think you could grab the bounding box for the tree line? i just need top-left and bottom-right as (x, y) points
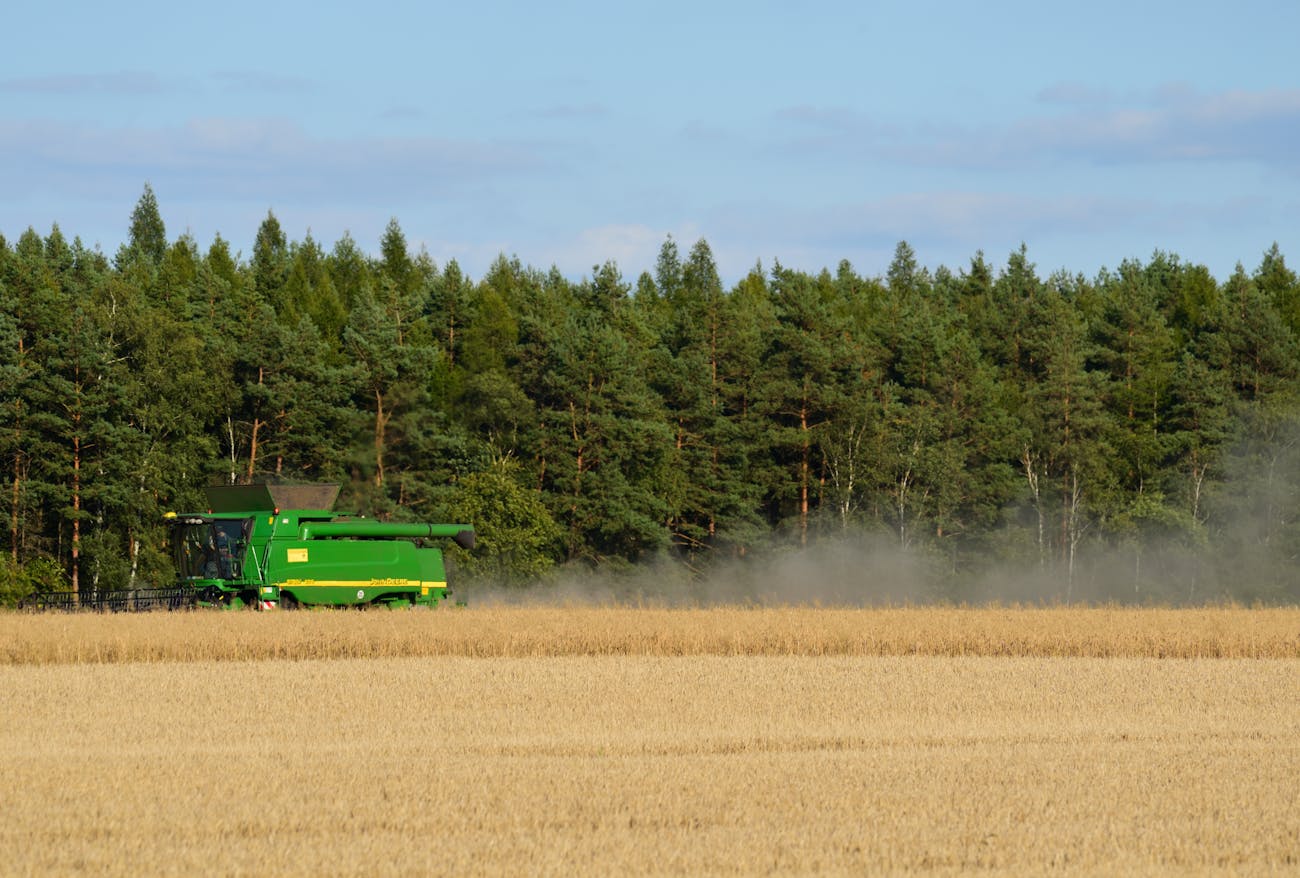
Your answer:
(3, 185), (1300, 604)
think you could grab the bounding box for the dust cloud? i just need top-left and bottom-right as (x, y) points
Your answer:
(459, 526), (1300, 608)
(460, 428), (1300, 607)
(462, 535), (934, 608)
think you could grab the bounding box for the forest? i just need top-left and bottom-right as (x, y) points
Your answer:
(3, 185), (1300, 605)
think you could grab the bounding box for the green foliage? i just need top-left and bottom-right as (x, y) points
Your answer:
(536, 263), (671, 562)
(252, 211), (289, 312)
(284, 234), (346, 343)
(123, 183), (167, 266)
(0, 555), (63, 606)
(446, 459), (562, 585)
(1256, 243), (1300, 337)
(6, 194), (1300, 601)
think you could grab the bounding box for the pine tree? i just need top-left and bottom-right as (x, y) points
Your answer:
(282, 233), (346, 344)
(376, 218), (431, 346)
(756, 265), (846, 545)
(3, 229), (65, 568)
(1255, 243), (1300, 336)
(652, 239), (749, 563)
(536, 262), (670, 562)
(427, 259), (473, 369)
(715, 263), (776, 552)
(260, 316), (360, 481)
(815, 261), (889, 535)
(25, 233), (129, 598)
(122, 183), (167, 266)
(638, 235), (681, 339)
(455, 282), (532, 455)
(886, 240), (929, 298)
(1091, 259), (1177, 499)
(327, 232), (372, 313)
(0, 275), (22, 564)
(342, 283), (441, 516)
(1021, 272), (1109, 596)
(252, 211), (289, 314)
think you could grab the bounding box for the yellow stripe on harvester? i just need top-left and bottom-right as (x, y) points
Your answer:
(279, 580), (447, 591)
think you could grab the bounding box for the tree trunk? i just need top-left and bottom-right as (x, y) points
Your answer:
(799, 404), (809, 547)
(247, 418), (262, 483)
(896, 466), (912, 550)
(226, 416), (238, 485)
(129, 535), (140, 590)
(71, 432), (81, 601)
(11, 338), (21, 563)
(1021, 447), (1045, 569)
(568, 399), (586, 559)
(10, 448), (19, 565)
(1188, 454), (1208, 602)
(246, 367), (264, 483)
(1064, 468), (1084, 601)
(709, 442), (718, 541)
(447, 311), (455, 367)
(374, 389), (388, 487)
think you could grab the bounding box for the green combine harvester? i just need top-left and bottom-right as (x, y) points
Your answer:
(165, 483), (474, 609)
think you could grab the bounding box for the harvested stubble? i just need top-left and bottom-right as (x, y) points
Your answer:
(1, 653), (1297, 875)
(1, 605), (1298, 664)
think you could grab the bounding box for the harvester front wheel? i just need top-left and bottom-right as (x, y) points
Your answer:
(279, 592), (299, 610)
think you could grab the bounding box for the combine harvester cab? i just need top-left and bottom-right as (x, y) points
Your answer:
(167, 484), (474, 609)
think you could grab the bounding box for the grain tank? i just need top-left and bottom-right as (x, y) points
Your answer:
(166, 484), (474, 609)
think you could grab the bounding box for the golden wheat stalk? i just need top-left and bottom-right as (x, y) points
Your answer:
(3, 606), (1297, 664)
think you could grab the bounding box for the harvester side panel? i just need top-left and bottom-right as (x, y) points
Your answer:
(268, 539), (448, 606)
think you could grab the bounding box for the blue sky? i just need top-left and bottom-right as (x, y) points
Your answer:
(3, 0), (1298, 284)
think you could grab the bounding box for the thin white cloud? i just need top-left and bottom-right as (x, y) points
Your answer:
(701, 190), (1274, 269)
(833, 192), (1153, 242)
(1036, 82), (1116, 107)
(0, 116), (553, 204)
(211, 70), (315, 94)
(0, 71), (167, 95)
(773, 105), (904, 139)
(534, 103), (609, 120)
(1012, 87), (1300, 164)
(680, 118), (732, 144)
(380, 105), (427, 120)
(571, 224), (663, 273)
(775, 86), (1300, 170)
(546, 222), (704, 279)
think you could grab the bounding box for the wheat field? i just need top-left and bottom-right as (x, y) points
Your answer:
(3, 605), (1299, 663)
(1, 607), (1298, 875)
